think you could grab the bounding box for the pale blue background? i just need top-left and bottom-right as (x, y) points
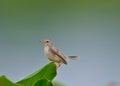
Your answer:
(0, 0), (120, 86)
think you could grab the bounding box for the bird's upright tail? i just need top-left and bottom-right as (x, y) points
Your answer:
(67, 56), (80, 60)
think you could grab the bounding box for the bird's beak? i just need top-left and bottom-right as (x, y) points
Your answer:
(40, 40), (45, 44)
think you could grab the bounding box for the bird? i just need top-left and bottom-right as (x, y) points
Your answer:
(40, 39), (79, 67)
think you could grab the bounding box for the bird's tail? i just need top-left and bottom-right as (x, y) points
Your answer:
(67, 56), (80, 60)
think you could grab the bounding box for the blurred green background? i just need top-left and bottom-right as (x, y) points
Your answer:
(0, 0), (120, 86)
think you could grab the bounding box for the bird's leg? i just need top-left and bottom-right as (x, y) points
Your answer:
(55, 62), (63, 68)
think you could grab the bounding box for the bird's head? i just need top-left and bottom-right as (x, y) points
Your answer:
(40, 39), (52, 46)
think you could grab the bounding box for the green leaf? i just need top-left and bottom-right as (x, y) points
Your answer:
(0, 75), (21, 86)
(53, 81), (65, 86)
(16, 62), (57, 86)
(34, 78), (53, 86)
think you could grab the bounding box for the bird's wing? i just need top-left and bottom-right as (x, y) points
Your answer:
(49, 46), (67, 64)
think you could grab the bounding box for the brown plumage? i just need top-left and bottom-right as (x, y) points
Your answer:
(40, 39), (79, 66)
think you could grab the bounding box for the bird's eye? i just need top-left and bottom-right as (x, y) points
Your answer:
(46, 40), (49, 43)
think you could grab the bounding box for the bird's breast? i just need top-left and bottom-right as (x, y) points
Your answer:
(44, 46), (50, 55)
(44, 46), (56, 61)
